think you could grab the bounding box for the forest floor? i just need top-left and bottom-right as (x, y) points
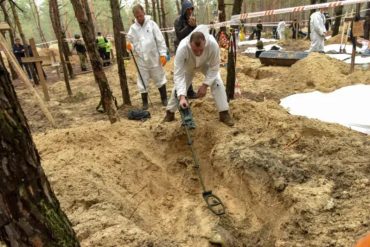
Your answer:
(8, 37), (370, 246)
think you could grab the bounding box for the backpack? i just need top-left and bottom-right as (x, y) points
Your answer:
(127, 109), (151, 120)
(74, 40), (86, 53)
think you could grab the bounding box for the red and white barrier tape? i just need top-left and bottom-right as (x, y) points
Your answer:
(232, 0), (370, 21)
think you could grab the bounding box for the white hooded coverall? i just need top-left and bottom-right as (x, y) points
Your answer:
(277, 21), (286, 40)
(309, 11), (327, 52)
(127, 16), (167, 93)
(166, 25), (229, 113)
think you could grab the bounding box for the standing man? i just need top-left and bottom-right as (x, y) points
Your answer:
(174, 0), (198, 99)
(12, 37), (32, 80)
(163, 25), (234, 127)
(96, 32), (108, 65)
(309, 7), (327, 52)
(71, 34), (88, 71)
(277, 19), (286, 40)
(127, 4), (168, 110)
(256, 19), (263, 41)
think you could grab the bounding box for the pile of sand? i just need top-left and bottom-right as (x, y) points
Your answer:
(11, 45), (370, 247)
(288, 52), (351, 92)
(278, 39), (311, 51)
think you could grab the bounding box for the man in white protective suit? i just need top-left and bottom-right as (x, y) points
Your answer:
(162, 25), (234, 127)
(309, 7), (328, 52)
(277, 19), (286, 40)
(127, 4), (168, 110)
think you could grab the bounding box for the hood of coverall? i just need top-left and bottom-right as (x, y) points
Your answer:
(181, 0), (194, 19)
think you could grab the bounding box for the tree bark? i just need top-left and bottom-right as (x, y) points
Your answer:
(160, 0), (170, 49)
(232, 0), (243, 15)
(365, 2), (370, 39)
(144, 0), (150, 14)
(70, 0), (119, 124)
(49, 0), (73, 96)
(0, 1), (18, 80)
(151, 0), (157, 23)
(10, 1), (39, 85)
(29, 0), (48, 47)
(109, 0), (131, 106)
(0, 64), (80, 246)
(332, 4), (343, 36)
(218, 0), (226, 32)
(176, 0), (181, 15)
(156, 0), (162, 28)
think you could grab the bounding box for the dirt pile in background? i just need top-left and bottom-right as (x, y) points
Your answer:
(10, 42), (370, 247)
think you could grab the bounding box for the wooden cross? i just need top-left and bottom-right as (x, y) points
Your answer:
(20, 38), (50, 101)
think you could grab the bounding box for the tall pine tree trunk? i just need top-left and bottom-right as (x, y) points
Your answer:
(70, 0), (119, 124)
(218, 0), (226, 32)
(0, 64), (79, 246)
(160, 0), (170, 48)
(0, 1), (18, 80)
(145, 0), (150, 14)
(49, 0), (73, 96)
(151, 0), (157, 23)
(332, 4), (343, 36)
(364, 2), (370, 39)
(10, 1), (39, 85)
(109, 0), (131, 106)
(156, 0), (162, 28)
(231, 0), (243, 28)
(29, 0), (48, 47)
(176, 0), (181, 15)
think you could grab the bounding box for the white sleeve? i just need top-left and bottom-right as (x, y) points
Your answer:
(203, 40), (220, 86)
(174, 47), (188, 97)
(127, 26), (136, 51)
(152, 21), (167, 56)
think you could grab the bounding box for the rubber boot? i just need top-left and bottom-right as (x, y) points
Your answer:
(219, 111), (234, 126)
(162, 110), (175, 122)
(187, 84), (198, 99)
(141, 93), (149, 110)
(158, 85), (168, 106)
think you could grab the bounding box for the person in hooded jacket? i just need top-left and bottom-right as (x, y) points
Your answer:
(163, 25), (234, 127)
(174, 0), (198, 99)
(126, 4), (168, 110)
(309, 7), (327, 52)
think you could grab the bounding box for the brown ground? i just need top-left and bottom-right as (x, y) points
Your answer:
(7, 44), (370, 247)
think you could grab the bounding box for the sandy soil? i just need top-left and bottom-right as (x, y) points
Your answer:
(9, 43), (370, 247)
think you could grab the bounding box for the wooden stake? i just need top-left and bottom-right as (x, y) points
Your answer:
(0, 34), (56, 127)
(29, 38), (50, 101)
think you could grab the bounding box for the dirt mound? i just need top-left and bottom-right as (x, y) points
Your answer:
(326, 34), (344, 45)
(288, 52), (351, 92)
(31, 97), (370, 247)
(278, 39), (310, 51)
(11, 44), (370, 247)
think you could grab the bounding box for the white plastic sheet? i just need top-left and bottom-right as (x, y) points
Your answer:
(238, 38), (277, 46)
(280, 84), (370, 134)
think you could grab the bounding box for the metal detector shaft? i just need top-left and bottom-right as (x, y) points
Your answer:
(129, 49), (147, 91)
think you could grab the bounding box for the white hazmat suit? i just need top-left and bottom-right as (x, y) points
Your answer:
(309, 11), (327, 52)
(127, 16), (167, 93)
(277, 21), (286, 40)
(166, 25), (229, 113)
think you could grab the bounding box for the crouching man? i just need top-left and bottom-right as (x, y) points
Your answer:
(163, 25), (234, 126)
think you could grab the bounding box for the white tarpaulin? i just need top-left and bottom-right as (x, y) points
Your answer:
(344, 56), (370, 65)
(326, 53), (352, 61)
(238, 38), (277, 47)
(323, 44), (361, 54)
(280, 84), (370, 134)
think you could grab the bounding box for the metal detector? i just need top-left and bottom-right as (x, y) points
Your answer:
(177, 95), (226, 216)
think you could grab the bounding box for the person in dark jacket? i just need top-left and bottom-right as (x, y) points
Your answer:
(256, 19), (263, 40)
(12, 37), (32, 79)
(174, 0), (197, 99)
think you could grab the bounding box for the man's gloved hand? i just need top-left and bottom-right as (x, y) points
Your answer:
(126, 42), (133, 51)
(188, 16), (196, 27)
(160, 56), (167, 66)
